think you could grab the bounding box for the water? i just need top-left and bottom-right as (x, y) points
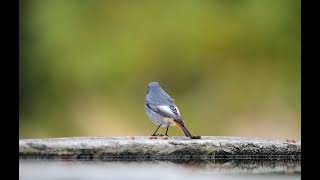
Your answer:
(19, 159), (300, 180)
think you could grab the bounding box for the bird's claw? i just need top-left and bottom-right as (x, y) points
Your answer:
(151, 134), (163, 136)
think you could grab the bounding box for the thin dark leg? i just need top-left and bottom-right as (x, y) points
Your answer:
(151, 124), (161, 136)
(165, 125), (169, 136)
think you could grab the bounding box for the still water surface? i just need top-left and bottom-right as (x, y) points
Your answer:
(19, 160), (300, 180)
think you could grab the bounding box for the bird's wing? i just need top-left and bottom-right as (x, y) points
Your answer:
(146, 102), (182, 120)
(145, 102), (158, 112)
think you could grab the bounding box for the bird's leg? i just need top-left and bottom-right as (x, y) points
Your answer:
(151, 124), (161, 136)
(165, 125), (169, 136)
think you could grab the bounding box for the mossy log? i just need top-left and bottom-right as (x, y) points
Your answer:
(19, 136), (300, 160)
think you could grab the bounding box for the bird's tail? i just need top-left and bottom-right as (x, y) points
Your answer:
(174, 119), (192, 137)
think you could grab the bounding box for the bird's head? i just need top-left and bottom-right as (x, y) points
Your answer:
(148, 82), (160, 88)
(147, 81), (161, 91)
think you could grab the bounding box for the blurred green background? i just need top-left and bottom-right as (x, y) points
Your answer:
(19, 0), (300, 139)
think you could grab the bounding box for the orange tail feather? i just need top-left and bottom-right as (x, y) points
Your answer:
(174, 120), (192, 137)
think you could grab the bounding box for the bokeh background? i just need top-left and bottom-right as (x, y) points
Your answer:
(19, 0), (300, 139)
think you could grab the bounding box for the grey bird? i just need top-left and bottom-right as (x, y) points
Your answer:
(145, 82), (193, 137)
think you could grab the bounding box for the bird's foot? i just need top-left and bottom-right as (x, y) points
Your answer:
(150, 134), (165, 139)
(151, 134), (163, 136)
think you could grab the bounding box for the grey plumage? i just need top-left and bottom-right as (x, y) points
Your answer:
(145, 82), (192, 137)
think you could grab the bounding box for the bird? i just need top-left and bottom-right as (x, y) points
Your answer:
(145, 81), (193, 137)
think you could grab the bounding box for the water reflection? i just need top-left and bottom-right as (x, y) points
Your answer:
(19, 159), (300, 180)
(172, 160), (300, 174)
